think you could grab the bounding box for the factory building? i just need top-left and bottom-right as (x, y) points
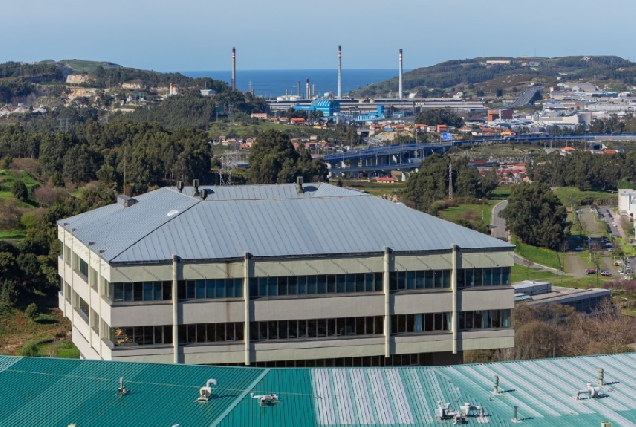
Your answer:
(57, 182), (515, 366)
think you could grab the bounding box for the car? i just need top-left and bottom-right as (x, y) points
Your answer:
(585, 268), (596, 274)
(575, 246), (584, 251)
(615, 261), (622, 266)
(601, 271), (612, 276)
(608, 248), (615, 252)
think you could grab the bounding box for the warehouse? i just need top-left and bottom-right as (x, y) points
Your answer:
(57, 180), (515, 366)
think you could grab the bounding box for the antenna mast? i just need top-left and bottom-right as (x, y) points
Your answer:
(448, 161), (453, 201)
(123, 148), (127, 200)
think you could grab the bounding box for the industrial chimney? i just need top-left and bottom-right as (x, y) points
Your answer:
(398, 49), (403, 99)
(306, 78), (310, 99)
(338, 45), (342, 99)
(297, 80), (301, 97)
(231, 48), (236, 90)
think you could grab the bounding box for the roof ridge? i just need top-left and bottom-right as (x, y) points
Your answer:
(108, 199), (201, 262)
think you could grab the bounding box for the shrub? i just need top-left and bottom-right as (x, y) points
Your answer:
(18, 341), (39, 357)
(25, 303), (38, 320)
(1, 156), (12, 170)
(0, 280), (18, 307)
(12, 179), (28, 202)
(50, 171), (65, 187)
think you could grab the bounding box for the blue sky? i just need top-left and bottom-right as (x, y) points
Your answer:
(2, 0), (634, 71)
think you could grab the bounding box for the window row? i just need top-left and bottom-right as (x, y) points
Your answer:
(111, 279), (244, 302)
(390, 313), (451, 334)
(249, 274), (383, 298)
(248, 353), (429, 368)
(458, 268), (511, 288)
(249, 316), (384, 341)
(111, 323), (244, 347)
(458, 310), (511, 330)
(389, 270), (451, 291)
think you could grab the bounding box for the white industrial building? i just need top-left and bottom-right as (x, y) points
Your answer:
(618, 189), (636, 219)
(57, 181), (514, 367)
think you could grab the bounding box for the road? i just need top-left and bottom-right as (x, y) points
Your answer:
(490, 200), (508, 240)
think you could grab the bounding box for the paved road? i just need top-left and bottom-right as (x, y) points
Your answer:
(490, 200), (508, 240)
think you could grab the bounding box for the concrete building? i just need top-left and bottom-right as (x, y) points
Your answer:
(57, 182), (514, 366)
(513, 280), (610, 313)
(618, 189), (636, 219)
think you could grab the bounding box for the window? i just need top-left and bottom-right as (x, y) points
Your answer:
(196, 280), (206, 299)
(502, 267), (510, 285)
(442, 270), (451, 288)
(406, 272), (415, 290)
(143, 283), (153, 301)
(425, 271), (434, 288)
(434, 271), (443, 288)
(317, 275), (327, 294)
(186, 281), (196, 299)
(346, 275), (355, 293)
(492, 268), (501, 286)
(79, 258), (89, 278)
(458, 310), (511, 330)
(483, 269), (492, 286)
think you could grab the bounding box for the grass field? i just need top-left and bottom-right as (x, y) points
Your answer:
(0, 169), (40, 202)
(511, 264), (560, 283)
(553, 187), (617, 206)
(489, 186), (512, 200)
(512, 237), (562, 270)
(438, 200), (498, 227)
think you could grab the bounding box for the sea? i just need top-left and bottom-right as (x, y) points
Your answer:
(181, 69), (401, 98)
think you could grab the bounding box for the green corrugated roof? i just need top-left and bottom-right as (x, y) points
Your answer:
(0, 353), (634, 426)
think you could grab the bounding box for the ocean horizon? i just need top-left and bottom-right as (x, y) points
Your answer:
(181, 69), (405, 98)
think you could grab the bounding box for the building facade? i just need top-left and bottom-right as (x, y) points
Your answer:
(58, 183), (514, 366)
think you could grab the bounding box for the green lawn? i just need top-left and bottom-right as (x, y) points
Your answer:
(553, 187), (617, 206)
(511, 264), (560, 283)
(438, 200), (498, 226)
(489, 186), (512, 200)
(343, 180), (405, 197)
(512, 237), (562, 270)
(0, 230), (26, 240)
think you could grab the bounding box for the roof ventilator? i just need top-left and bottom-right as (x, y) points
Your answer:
(574, 382), (601, 400)
(117, 377), (129, 396)
(176, 181), (184, 193)
(434, 401), (462, 424)
(511, 405), (521, 423)
(197, 378), (217, 403)
(251, 392), (280, 407)
(296, 176), (304, 194)
(200, 189), (208, 200)
(117, 194), (137, 208)
(492, 374), (502, 395)
(598, 368), (604, 387)
(193, 179), (200, 197)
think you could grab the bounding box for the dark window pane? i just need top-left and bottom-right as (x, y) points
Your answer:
(197, 324), (206, 342)
(390, 272), (397, 291)
(196, 280), (206, 299)
(443, 270), (451, 288)
(474, 269), (482, 286)
(143, 326), (153, 345)
(390, 315), (398, 334)
(356, 317), (365, 335)
(502, 267), (510, 285)
(397, 272), (406, 290)
(398, 315), (407, 333)
(187, 325), (197, 343)
(425, 313), (434, 331)
(317, 276), (327, 294)
(406, 272), (415, 289)
(457, 270), (465, 288)
(154, 326), (163, 344)
(288, 320), (297, 338)
(434, 271), (443, 288)
(288, 276), (297, 295)
(443, 313), (451, 331)
(249, 278), (257, 298)
(307, 276), (316, 294)
(186, 281), (196, 299)
(335, 275), (345, 293)
(154, 282), (162, 301)
(346, 275), (355, 293)
(177, 281), (186, 300)
(406, 314), (414, 332)
(216, 323), (226, 341)
(235, 279), (243, 297)
(492, 268), (501, 286)
(483, 269), (492, 286)
(259, 278), (267, 296)
(279, 320), (288, 339)
(114, 283), (123, 302)
(327, 319), (336, 337)
(235, 323), (244, 341)
(346, 318), (356, 335)
(226, 323), (235, 341)
(308, 319), (317, 338)
(278, 276), (288, 296)
(225, 279), (234, 298)
(317, 319), (327, 337)
(298, 320), (307, 338)
(465, 270), (474, 287)
(268, 277), (278, 296)
(375, 316), (383, 335)
(365, 317), (374, 335)
(208, 324), (216, 342)
(415, 271), (425, 289)
(250, 323), (258, 341)
(143, 283), (153, 301)
(298, 276), (306, 294)
(459, 312), (466, 330)
(178, 325), (187, 343)
(365, 274), (374, 292)
(474, 311), (483, 329)
(336, 318), (346, 336)
(268, 321), (278, 339)
(124, 283), (133, 301)
(425, 271), (434, 288)
(215, 280), (224, 298)
(374, 273), (383, 291)
(465, 311), (474, 329)
(434, 313), (443, 331)
(164, 326), (172, 344)
(491, 310), (501, 328)
(328, 275), (337, 293)
(259, 322), (268, 340)
(356, 274), (365, 292)
(207, 279), (215, 298)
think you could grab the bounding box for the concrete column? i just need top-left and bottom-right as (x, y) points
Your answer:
(70, 229), (75, 325)
(61, 226), (66, 315)
(451, 244), (459, 355)
(172, 254), (179, 364)
(87, 244), (92, 348)
(383, 246), (391, 358)
(98, 252), (104, 360)
(243, 252), (251, 366)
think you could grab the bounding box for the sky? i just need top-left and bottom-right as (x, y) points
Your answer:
(2, 0), (635, 71)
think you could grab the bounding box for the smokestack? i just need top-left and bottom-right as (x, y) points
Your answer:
(398, 49), (403, 99)
(231, 48), (236, 90)
(338, 45), (342, 99)
(312, 84), (315, 98)
(169, 82), (173, 96)
(297, 80), (301, 97)
(306, 78), (310, 99)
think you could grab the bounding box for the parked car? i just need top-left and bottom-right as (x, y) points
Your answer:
(585, 268), (596, 274)
(601, 271), (612, 276)
(575, 246), (584, 251)
(615, 261), (622, 266)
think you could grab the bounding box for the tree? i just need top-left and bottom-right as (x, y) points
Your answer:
(496, 88), (504, 98)
(25, 302), (38, 320)
(499, 182), (569, 249)
(50, 171), (65, 187)
(248, 130), (326, 184)
(12, 179), (28, 202)
(414, 109), (464, 128)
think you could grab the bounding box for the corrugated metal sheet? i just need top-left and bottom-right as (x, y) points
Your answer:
(60, 184), (512, 264)
(1, 354), (635, 426)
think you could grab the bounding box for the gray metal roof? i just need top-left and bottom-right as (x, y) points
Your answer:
(60, 184), (513, 264)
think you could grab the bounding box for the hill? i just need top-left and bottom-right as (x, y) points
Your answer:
(350, 55), (636, 98)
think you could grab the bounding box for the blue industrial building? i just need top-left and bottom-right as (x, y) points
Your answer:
(293, 98), (340, 117)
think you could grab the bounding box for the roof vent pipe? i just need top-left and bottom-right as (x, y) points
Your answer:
(200, 189), (208, 200)
(598, 368), (604, 387)
(193, 179), (200, 196)
(176, 181), (184, 193)
(296, 176), (304, 193)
